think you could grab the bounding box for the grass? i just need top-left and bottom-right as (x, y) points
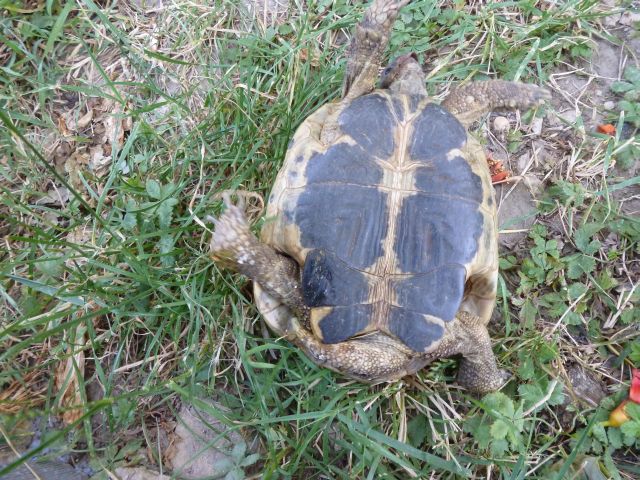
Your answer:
(1, 0), (639, 478)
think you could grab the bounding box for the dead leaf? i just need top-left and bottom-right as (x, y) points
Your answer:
(54, 322), (86, 425)
(65, 225), (94, 267)
(102, 102), (132, 148)
(55, 94), (132, 200)
(89, 145), (111, 176)
(491, 171), (511, 184)
(38, 186), (70, 207)
(0, 368), (47, 415)
(57, 115), (72, 137)
(76, 108), (94, 129)
(62, 108), (93, 133)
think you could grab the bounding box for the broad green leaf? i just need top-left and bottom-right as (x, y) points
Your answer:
(146, 179), (161, 199)
(591, 423), (607, 443)
(626, 402), (640, 419)
(608, 426), (623, 449)
(610, 81), (634, 93)
(241, 453), (260, 467)
(490, 419), (510, 440)
(566, 253), (596, 279)
(407, 415), (428, 448)
(574, 223), (603, 254)
(157, 197), (178, 230)
(567, 283), (588, 300)
(490, 437), (509, 456)
(231, 441), (247, 460)
(519, 298), (538, 329)
(623, 65), (640, 84)
(620, 420), (640, 438)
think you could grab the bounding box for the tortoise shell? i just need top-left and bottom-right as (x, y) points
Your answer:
(256, 89), (497, 354)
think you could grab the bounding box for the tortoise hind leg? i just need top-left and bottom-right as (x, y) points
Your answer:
(210, 194), (309, 328)
(442, 80), (551, 128)
(437, 311), (510, 393)
(343, 0), (411, 100)
(292, 324), (422, 383)
(461, 270), (498, 325)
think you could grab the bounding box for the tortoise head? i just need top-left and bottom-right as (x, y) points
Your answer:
(379, 52), (427, 96)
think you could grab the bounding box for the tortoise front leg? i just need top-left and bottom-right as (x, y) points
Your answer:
(441, 80), (550, 128)
(210, 194), (309, 325)
(343, 0), (412, 100)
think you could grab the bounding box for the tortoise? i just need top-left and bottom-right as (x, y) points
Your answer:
(210, 0), (550, 392)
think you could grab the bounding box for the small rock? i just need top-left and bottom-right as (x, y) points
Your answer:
(516, 152), (530, 173)
(497, 181), (537, 248)
(166, 400), (255, 480)
(0, 455), (88, 480)
(557, 108), (580, 125)
(603, 101), (615, 111)
(566, 364), (607, 408)
(493, 116), (510, 133)
(619, 11), (640, 26)
(38, 186), (70, 207)
(592, 40), (620, 82)
(522, 174), (544, 197)
(530, 117), (543, 136)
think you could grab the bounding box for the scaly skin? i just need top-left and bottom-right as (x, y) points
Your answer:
(441, 80), (551, 128)
(342, 0), (412, 99)
(210, 193), (309, 324)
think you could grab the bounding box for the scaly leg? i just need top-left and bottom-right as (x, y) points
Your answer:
(442, 80), (550, 128)
(435, 311), (510, 393)
(343, 0), (412, 100)
(210, 194), (309, 327)
(293, 323), (422, 383)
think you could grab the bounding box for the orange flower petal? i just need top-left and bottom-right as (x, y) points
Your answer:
(491, 171), (510, 183)
(630, 368), (640, 404)
(596, 124), (616, 135)
(608, 400), (630, 427)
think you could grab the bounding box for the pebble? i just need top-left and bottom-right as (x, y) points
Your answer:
(604, 101), (616, 110)
(493, 116), (510, 133)
(530, 117), (543, 136)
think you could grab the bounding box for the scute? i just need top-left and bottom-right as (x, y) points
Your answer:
(293, 183), (388, 271)
(409, 103), (466, 160)
(413, 155), (483, 202)
(338, 93), (396, 159)
(318, 304), (373, 344)
(387, 307), (444, 352)
(302, 249), (370, 307)
(305, 143), (383, 186)
(394, 194), (483, 274)
(393, 266), (466, 322)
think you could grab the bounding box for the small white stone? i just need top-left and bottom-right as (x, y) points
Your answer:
(531, 117), (543, 136)
(604, 101), (616, 110)
(493, 116), (510, 133)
